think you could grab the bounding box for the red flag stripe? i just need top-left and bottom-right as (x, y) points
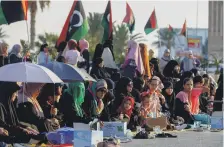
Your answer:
(181, 20), (186, 35)
(21, 0), (28, 20)
(56, 1), (78, 47)
(150, 9), (156, 28)
(168, 24), (173, 32)
(123, 2), (133, 23)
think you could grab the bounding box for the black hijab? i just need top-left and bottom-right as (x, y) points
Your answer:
(115, 77), (132, 95)
(92, 43), (103, 64)
(163, 60), (179, 78)
(0, 82), (20, 126)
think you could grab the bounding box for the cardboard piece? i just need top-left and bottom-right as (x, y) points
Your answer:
(145, 116), (168, 130)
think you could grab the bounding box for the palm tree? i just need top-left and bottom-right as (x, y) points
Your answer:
(85, 12), (104, 57)
(152, 28), (176, 50)
(113, 24), (129, 63)
(0, 28), (8, 39)
(130, 33), (148, 43)
(210, 54), (223, 74)
(28, 0), (50, 50)
(35, 32), (59, 60)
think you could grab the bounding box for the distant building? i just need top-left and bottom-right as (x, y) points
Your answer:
(208, 1), (223, 59)
(157, 28), (208, 58)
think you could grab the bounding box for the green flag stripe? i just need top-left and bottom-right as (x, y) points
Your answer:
(0, 6), (8, 25)
(70, 19), (89, 41)
(144, 28), (156, 34)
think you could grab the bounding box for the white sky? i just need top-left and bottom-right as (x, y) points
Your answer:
(1, 0), (208, 50)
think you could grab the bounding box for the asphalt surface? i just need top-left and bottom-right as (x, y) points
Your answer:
(121, 130), (223, 147)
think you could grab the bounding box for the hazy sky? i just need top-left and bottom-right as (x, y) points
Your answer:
(1, 0), (208, 50)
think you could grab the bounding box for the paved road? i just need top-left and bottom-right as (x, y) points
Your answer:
(122, 130), (223, 147)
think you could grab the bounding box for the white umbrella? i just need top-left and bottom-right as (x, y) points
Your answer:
(0, 62), (62, 83)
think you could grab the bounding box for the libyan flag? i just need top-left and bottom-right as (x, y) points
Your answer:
(123, 2), (135, 34)
(0, 0), (28, 25)
(180, 19), (187, 37)
(144, 8), (158, 35)
(101, 0), (113, 43)
(56, 0), (89, 47)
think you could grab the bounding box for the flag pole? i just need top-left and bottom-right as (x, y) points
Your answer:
(25, 20), (30, 44)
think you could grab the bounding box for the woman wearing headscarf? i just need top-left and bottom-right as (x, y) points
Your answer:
(112, 77), (133, 111)
(90, 57), (110, 80)
(150, 58), (164, 82)
(131, 76), (145, 103)
(38, 84), (64, 126)
(0, 42), (9, 67)
(37, 43), (51, 64)
(17, 83), (59, 132)
(100, 78), (115, 121)
(60, 82), (91, 126)
(0, 82), (44, 143)
(92, 43), (103, 64)
(174, 71), (194, 94)
(159, 49), (173, 72)
(161, 81), (175, 115)
(9, 44), (22, 64)
(139, 43), (151, 78)
(180, 50), (200, 72)
(163, 60), (180, 78)
(78, 39), (90, 72)
(122, 40), (144, 79)
(82, 80), (108, 120)
(101, 47), (118, 75)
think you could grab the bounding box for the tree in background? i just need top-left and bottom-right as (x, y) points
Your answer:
(28, 0), (50, 50)
(0, 28), (8, 40)
(35, 32), (58, 60)
(113, 24), (129, 63)
(85, 12), (104, 57)
(152, 28), (176, 50)
(210, 54), (223, 75)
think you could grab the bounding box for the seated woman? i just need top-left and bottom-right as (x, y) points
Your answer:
(161, 81), (175, 115)
(17, 83), (60, 133)
(90, 57), (110, 80)
(112, 96), (139, 131)
(100, 78), (115, 121)
(82, 80), (108, 121)
(59, 82), (92, 127)
(175, 78), (195, 124)
(38, 83), (64, 126)
(0, 82), (43, 143)
(112, 77), (133, 111)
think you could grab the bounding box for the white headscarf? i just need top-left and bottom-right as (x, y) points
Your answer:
(102, 47), (118, 69)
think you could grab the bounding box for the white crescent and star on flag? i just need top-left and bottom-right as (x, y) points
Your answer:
(69, 10), (83, 32)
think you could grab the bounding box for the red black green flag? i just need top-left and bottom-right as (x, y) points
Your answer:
(180, 20), (187, 37)
(123, 2), (135, 34)
(144, 8), (158, 35)
(56, 0), (89, 47)
(101, 0), (113, 43)
(168, 24), (173, 32)
(0, 0), (28, 25)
